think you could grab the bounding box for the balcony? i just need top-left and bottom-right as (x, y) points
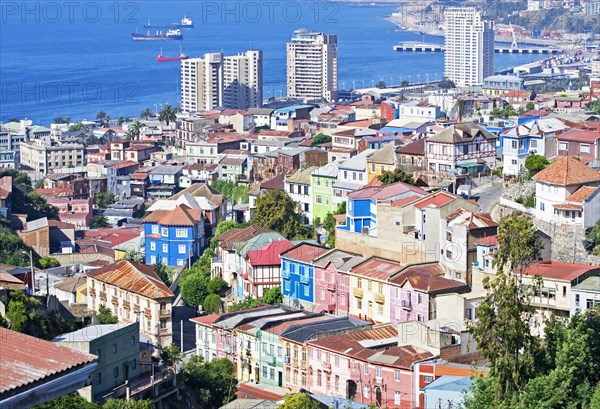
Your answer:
(300, 274), (310, 284)
(374, 293), (385, 304)
(300, 359), (307, 370)
(323, 362), (332, 373)
(401, 300), (412, 311)
(292, 357), (299, 367)
(111, 296), (118, 305)
(284, 355), (290, 365)
(281, 269), (290, 280)
(123, 300), (131, 310)
(269, 355), (277, 365)
(353, 288), (363, 298)
(133, 304), (140, 314)
(373, 376), (383, 385)
(89, 288), (96, 297)
(99, 291), (107, 301)
(144, 308), (152, 318)
(160, 309), (171, 318)
(327, 281), (336, 291)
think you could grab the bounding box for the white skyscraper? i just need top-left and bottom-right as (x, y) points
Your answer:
(181, 50), (262, 112)
(444, 8), (494, 87)
(286, 29), (338, 102)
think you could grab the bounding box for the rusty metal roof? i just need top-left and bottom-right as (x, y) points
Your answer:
(0, 327), (96, 395)
(87, 260), (174, 299)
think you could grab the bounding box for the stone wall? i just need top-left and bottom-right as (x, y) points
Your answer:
(494, 204), (600, 266)
(501, 179), (535, 201)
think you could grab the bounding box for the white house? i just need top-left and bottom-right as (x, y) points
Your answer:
(332, 149), (375, 208)
(285, 167), (317, 225)
(532, 156), (600, 228)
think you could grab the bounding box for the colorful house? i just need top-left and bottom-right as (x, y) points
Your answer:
(311, 161), (340, 224)
(366, 142), (397, 183)
(307, 323), (433, 408)
(142, 204), (204, 267)
(348, 257), (403, 323)
(313, 249), (365, 315)
(281, 242), (329, 311)
(243, 240), (294, 298)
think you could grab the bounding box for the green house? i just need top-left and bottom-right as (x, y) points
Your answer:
(311, 162), (340, 224)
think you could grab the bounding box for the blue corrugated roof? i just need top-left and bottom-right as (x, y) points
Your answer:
(274, 105), (314, 113)
(422, 375), (474, 392)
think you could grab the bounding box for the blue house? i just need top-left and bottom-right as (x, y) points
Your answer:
(142, 204), (204, 267)
(338, 182), (427, 235)
(280, 242), (329, 310)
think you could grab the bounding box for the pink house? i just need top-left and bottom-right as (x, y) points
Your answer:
(389, 263), (469, 323)
(307, 323), (433, 408)
(46, 197), (93, 229)
(244, 240), (293, 298)
(313, 249), (365, 315)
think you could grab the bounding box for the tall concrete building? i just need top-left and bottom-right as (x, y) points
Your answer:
(444, 8), (494, 87)
(286, 29), (338, 102)
(181, 50), (262, 112)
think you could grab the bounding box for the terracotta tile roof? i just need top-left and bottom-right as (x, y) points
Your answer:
(0, 327), (96, 395)
(260, 173), (285, 191)
(247, 240), (293, 266)
(533, 156), (600, 186)
(390, 263), (469, 294)
(142, 204), (202, 227)
(367, 345), (433, 369)
(34, 187), (72, 198)
(350, 257), (403, 281)
(446, 209), (496, 229)
(217, 225), (272, 251)
(48, 220), (76, 229)
(553, 203), (583, 210)
(566, 186), (598, 202)
(113, 160), (139, 169)
(308, 324), (398, 359)
(428, 123), (496, 144)
(280, 242), (329, 264)
(87, 260), (174, 299)
(523, 261), (600, 282)
(220, 157), (246, 166)
(125, 144), (155, 151)
(82, 227), (142, 247)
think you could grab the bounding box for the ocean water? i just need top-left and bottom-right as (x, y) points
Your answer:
(0, 1), (541, 124)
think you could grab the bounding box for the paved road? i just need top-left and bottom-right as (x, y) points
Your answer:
(171, 305), (198, 353)
(471, 180), (503, 214)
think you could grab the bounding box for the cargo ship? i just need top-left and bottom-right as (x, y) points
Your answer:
(132, 29), (183, 41)
(156, 47), (189, 62)
(144, 16), (193, 29)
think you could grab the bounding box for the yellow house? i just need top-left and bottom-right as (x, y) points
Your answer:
(75, 281), (87, 303)
(348, 257), (402, 324)
(235, 326), (261, 383)
(366, 142), (397, 183)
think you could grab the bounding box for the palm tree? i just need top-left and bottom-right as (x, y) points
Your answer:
(140, 108), (153, 119)
(158, 104), (177, 126)
(126, 121), (144, 140)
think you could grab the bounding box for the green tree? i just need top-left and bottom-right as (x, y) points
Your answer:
(262, 286), (283, 305)
(278, 393), (320, 409)
(68, 122), (86, 132)
(311, 133), (332, 146)
(214, 220), (239, 238)
(97, 304), (118, 324)
(252, 190), (311, 239)
(140, 108), (153, 119)
(38, 257), (59, 269)
(438, 77), (455, 89)
(155, 263), (174, 286)
(161, 344), (183, 366)
(158, 104), (177, 126)
(377, 168), (416, 186)
(53, 117), (71, 124)
(180, 356), (237, 408)
(34, 179), (45, 189)
(92, 216), (110, 228)
(525, 102), (535, 111)
(467, 212), (543, 402)
(524, 154), (549, 176)
(334, 201), (346, 215)
(126, 120), (144, 140)
(0, 170), (59, 220)
(212, 180), (249, 204)
(94, 191), (115, 209)
(6, 298), (28, 332)
(0, 227), (30, 267)
(203, 293), (222, 314)
(117, 116), (125, 126)
(207, 277), (227, 294)
(375, 80), (386, 89)
(180, 272), (210, 309)
(1, 168), (33, 193)
(323, 212), (337, 247)
(32, 392), (98, 409)
(102, 400), (152, 409)
(124, 249), (144, 262)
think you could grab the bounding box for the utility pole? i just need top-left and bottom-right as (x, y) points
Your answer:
(180, 319), (184, 354)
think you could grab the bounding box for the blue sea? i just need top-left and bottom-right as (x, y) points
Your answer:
(0, 1), (542, 125)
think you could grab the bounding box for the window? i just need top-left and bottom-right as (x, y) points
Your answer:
(317, 349), (322, 361)
(335, 374), (340, 391)
(317, 370), (322, 386)
(364, 385), (370, 398)
(151, 225), (158, 234)
(394, 370), (400, 381)
(540, 202), (545, 211)
(530, 139), (537, 148)
(177, 259), (184, 266)
(364, 363), (369, 374)
(286, 368), (291, 382)
(96, 372), (102, 384)
(176, 229), (187, 237)
(112, 343), (117, 353)
(394, 391), (400, 404)
(178, 244), (186, 254)
(113, 366), (119, 378)
(357, 279), (362, 289)
(581, 144), (590, 154)
(335, 355), (340, 366)
(130, 336), (135, 346)
(263, 366), (267, 378)
(418, 293), (422, 304)
(132, 359), (137, 370)
(376, 367), (382, 378)
(270, 368), (275, 380)
(357, 299), (362, 309)
(278, 347), (283, 357)
(371, 163), (375, 172)
(575, 294), (580, 307)
(303, 285), (309, 297)
(262, 342), (267, 352)
(316, 195), (322, 204)
(161, 227), (168, 236)
(270, 344), (274, 356)
(162, 244), (168, 252)
(511, 140), (518, 150)
(558, 142), (568, 151)
(96, 349), (101, 358)
(423, 375), (434, 383)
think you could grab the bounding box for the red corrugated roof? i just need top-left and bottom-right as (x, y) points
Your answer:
(348, 181), (427, 201)
(414, 192), (456, 209)
(351, 257), (403, 280)
(0, 327), (96, 395)
(475, 235), (497, 246)
(87, 260), (174, 299)
(523, 261), (600, 282)
(247, 240), (293, 266)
